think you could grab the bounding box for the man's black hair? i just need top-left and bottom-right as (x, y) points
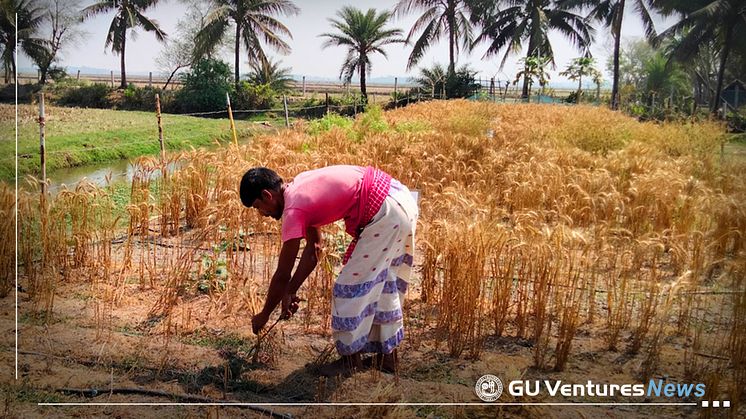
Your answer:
(239, 167), (283, 208)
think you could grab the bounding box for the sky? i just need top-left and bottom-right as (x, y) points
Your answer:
(19, 0), (676, 88)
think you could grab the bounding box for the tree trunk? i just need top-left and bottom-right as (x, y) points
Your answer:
(120, 32), (127, 89)
(577, 77), (582, 102)
(448, 2), (455, 73)
(447, 0), (455, 98)
(359, 58), (367, 102)
(521, 40), (536, 100)
(611, 0), (624, 110)
(521, 67), (531, 100)
(711, 22), (734, 115)
(235, 21), (241, 89)
(163, 65), (186, 90)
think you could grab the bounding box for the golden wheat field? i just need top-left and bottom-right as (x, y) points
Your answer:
(1, 101), (744, 418)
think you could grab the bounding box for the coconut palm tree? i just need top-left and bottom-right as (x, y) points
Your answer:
(393, 0), (477, 74)
(0, 0), (46, 83)
(81, 0), (167, 89)
(246, 57), (293, 92)
(642, 52), (688, 106)
(652, 0), (746, 114)
(194, 0), (299, 89)
(319, 6), (404, 101)
(412, 62), (448, 98)
(472, 0), (594, 99)
(560, 0), (658, 110)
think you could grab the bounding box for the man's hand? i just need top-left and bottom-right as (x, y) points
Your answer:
(280, 294), (301, 320)
(252, 310), (270, 335)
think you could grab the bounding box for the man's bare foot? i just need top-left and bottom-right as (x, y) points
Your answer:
(318, 353), (364, 377)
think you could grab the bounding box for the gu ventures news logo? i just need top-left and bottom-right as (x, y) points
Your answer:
(474, 375), (729, 408)
(475, 375), (503, 402)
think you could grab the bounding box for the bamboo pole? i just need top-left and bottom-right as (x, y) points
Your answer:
(38, 93), (46, 196)
(283, 95), (289, 127)
(155, 94), (165, 162)
(38, 92), (47, 271)
(226, 93), (238, 146)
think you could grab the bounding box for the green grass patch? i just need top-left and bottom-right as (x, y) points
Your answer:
(1, 382), (63, 404)
(181, 328), (254, 352)
(306, 112), (354, 136)
(0, 105), (259, 182)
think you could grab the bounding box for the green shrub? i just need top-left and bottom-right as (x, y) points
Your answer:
(232, 81), (276, 110)
(445, 66), (481, 99)
(393, 119), (430, 133)
(58, 83), (112, 108)
(117, 85), (174, 112)
(174, 58), (232, 113)
(727, 106), (746, 133)
(47, 66), (68, 82)
(354, 104), (389, 141)
(307, 112), (354, 136)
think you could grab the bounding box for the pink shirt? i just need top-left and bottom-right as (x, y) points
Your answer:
(281, 165), (365, 242)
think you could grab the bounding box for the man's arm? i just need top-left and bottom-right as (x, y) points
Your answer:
(252, 237), (301, 333)
(287, 227), (322, 296)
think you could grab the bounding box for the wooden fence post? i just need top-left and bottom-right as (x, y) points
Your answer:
(155, 94), (165, 162)
(302, 76), (306, 96)
(149, 72), (153, 88)
(394, 77), (398, 106)
(76, 70), (80, 81)
(325, 93), (330, 115)
(283, 94), (289, 127)
(38, 93), (46, 196)
(226, 93), (238, 146)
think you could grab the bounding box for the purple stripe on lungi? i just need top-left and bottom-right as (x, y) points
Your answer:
(336, 333), (369, 355)
(391, 254), (414, 267)
(332, 302), (377, 332)
(336, 328), (405, 355)
(361, 328), (404, 354)
(333, 269), (389, 299)
(373, 307), (402, 324)
(382, 277), (409, 294)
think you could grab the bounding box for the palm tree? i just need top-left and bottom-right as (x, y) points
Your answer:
(560, 56), (597, 100)
(0, 0), (46, 84)
(412, 62), (448, 98)
(194, 0), (299, 89)
(319, 6), (404, 101)
(513, 54), (551, 101)
(642, 52), (688, 107)
(246, 57), (293, 92)
(472, 0), (594, 99)
(393, 0), (477, 74)
(560, 0), (658, 110)
(653, 0), (746, 114)
(81, 0), (166, 89)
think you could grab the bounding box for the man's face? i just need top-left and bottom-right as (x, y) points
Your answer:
(252, 189), (282, 220)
